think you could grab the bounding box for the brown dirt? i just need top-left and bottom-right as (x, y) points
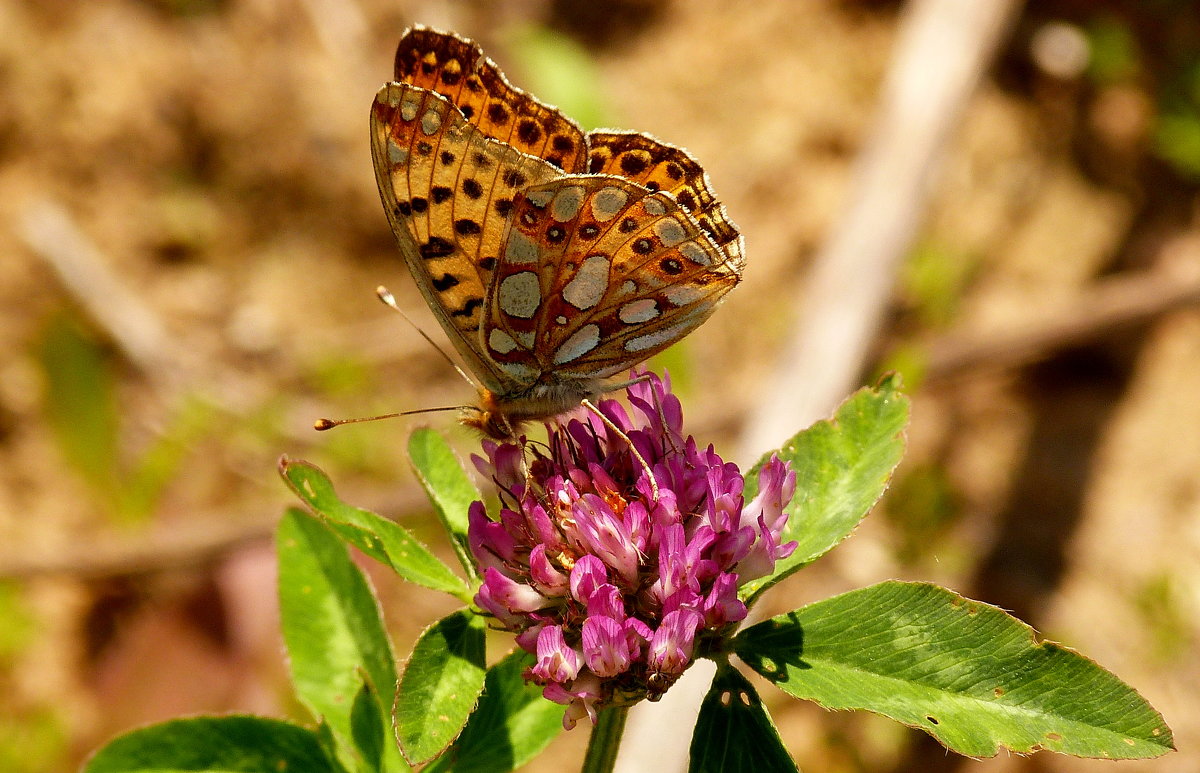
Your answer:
(1, 1), (1196, 771)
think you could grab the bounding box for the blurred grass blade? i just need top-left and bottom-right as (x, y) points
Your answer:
(119, 394), (215, 522)
(506, 25), (607, 131)
(38, 314), (121, 513)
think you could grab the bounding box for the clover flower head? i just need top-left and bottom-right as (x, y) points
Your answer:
(468, 371), (797, 729)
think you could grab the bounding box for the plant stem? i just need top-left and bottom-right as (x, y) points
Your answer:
(581, 705), (630, 773)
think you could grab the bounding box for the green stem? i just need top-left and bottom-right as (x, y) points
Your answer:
(581, 705), (630, 773)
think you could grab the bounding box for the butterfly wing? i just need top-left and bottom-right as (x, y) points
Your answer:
(392, 27), (589, 173)
(482, 176), (742, 383)
(586, 131), (744, 271)
(371, 82), (564, 393)
(373, 28), (746, 419)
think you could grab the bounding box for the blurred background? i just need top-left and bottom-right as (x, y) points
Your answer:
(2, 0), (1198, 770)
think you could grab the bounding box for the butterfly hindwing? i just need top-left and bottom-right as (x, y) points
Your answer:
(483, 177), (740, 382)
(586, 131), (744, 270)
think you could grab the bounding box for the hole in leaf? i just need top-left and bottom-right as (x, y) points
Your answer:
(719, 691), (732, 706)
(737, 691), (751, 707)
(926, 715), (939, 725)
(993, 687), (1005, 697)
(759, 656), (780, 677)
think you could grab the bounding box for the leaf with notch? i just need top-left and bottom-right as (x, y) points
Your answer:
(735, 581), (1174, 759)
(688, 664), (798, 773)
(425, 649), (563, 773)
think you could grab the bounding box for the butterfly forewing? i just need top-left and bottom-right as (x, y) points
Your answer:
(483, 177), (739, 381)
(371, 82), (562, 392)
(393, 27), (589, 172)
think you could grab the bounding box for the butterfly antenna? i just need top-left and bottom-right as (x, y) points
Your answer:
(314, 405), (466, 431)
(375, 286), (480, 390)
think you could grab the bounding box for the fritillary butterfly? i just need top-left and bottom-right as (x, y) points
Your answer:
(371, 27), (744, 439)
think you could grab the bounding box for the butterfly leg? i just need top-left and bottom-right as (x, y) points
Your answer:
(602, 372), (684, 457)
(580, 398), (660, 501)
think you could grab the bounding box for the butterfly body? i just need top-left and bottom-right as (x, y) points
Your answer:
(372, 27), (744, 439)
(466, 380), (608, 440)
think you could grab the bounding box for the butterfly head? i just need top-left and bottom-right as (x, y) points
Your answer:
(459, 389), (522, 441)
(460, 380), (607, 441)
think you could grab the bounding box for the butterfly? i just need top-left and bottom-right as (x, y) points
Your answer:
(370, 26), (744, 439)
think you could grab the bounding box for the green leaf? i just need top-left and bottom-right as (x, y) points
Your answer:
(406, 429), (480, 581)
(734, 581), (1175, 759)
(83, 715), (336, 772)
(280, 457), (471, 601)
(688, 665), (799, 773)
(395, 609), (487, 765)
(739, 375), (909, 604)
(350, 681), (385, 773)
(315, 722), (352, 773)
(425, 649), (563, 773)
(277, 510), (402, 769)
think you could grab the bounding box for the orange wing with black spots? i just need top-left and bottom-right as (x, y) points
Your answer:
(371, 27), (745, 436)
(393, 27), (590, 172)
(482, 177), (740, 382)
(586, 131), (744, 271)
(371, 82), (561, 394)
